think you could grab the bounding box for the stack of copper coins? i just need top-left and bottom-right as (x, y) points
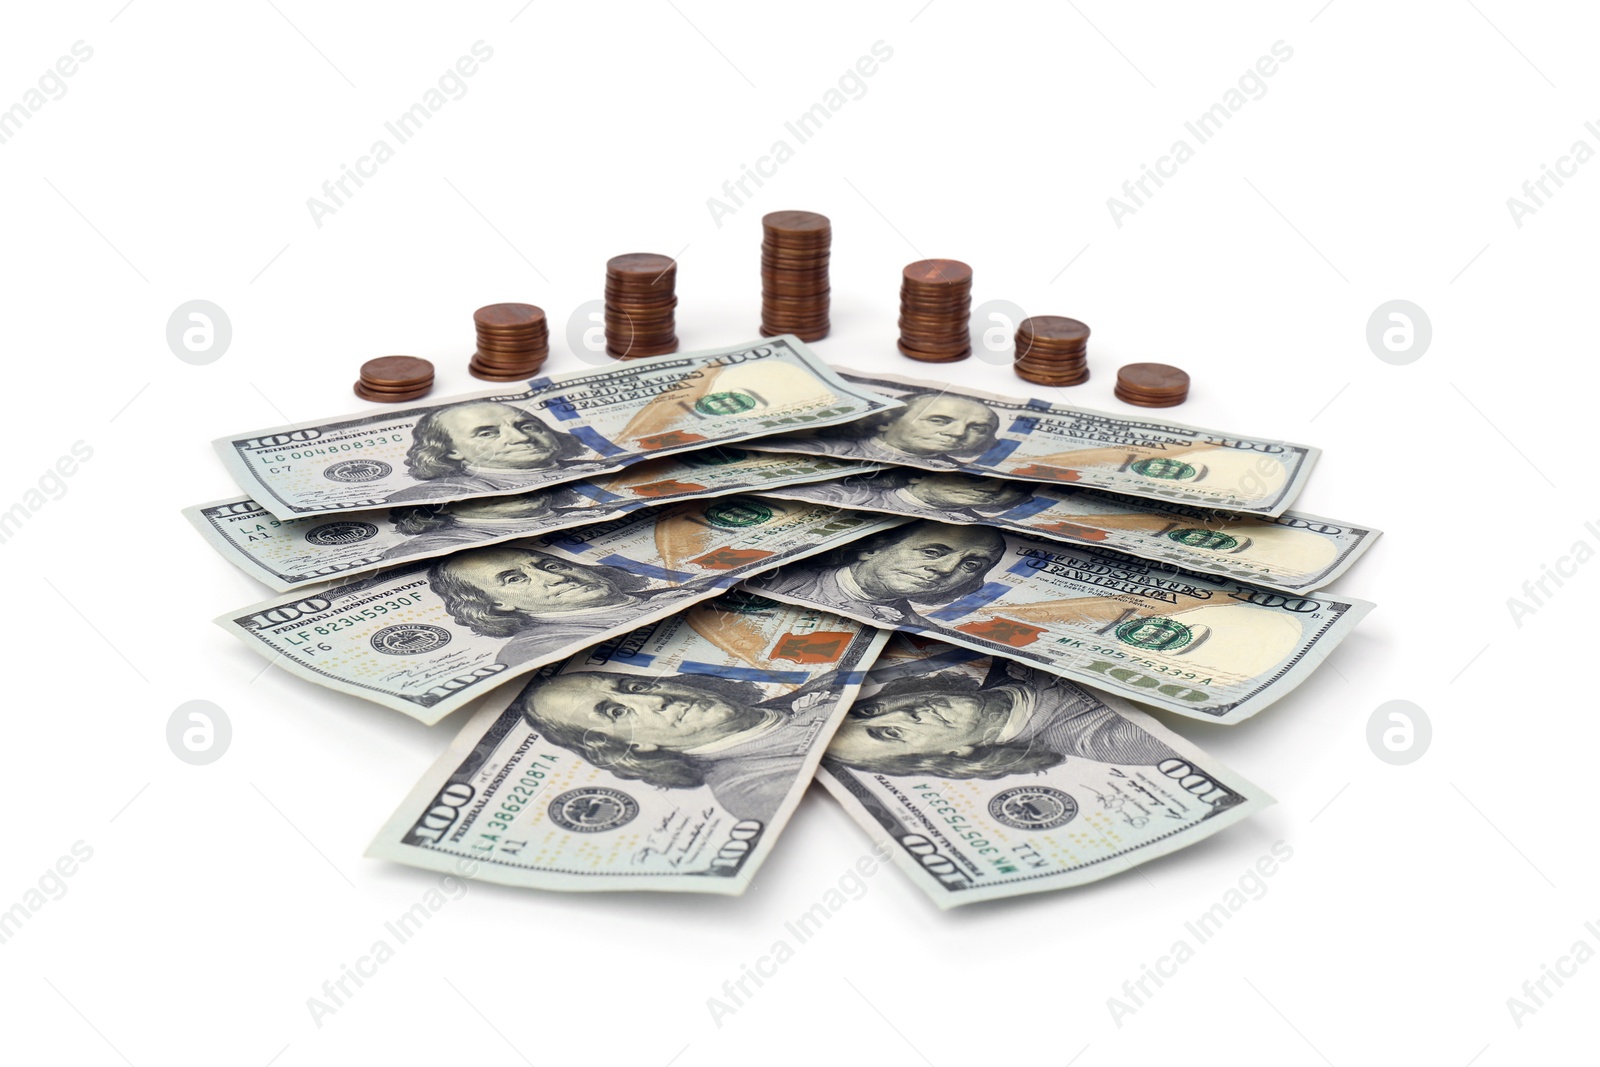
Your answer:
(355, 356), (434, 403)
(469, 303), (549, 382)
(605, 253), (679, 359)
(1014, 316), (1090, 386)
(1115, 363), (1190, 407)
(760, 210), (831, 341)
(898, 259), (973, 362)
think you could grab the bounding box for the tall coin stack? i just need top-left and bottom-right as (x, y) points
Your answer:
(1013, 316), (1090, 386)
(760, 210), (831, 342)
(898, 259), (973, 362)
(605, 253), (679, 359)
(469, 303), (549, 382)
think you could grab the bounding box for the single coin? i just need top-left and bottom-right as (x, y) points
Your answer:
(607, 252), (676, 275)
(472, 355), (544, 371)
(473, 303), (544, 330)
(606, 336), (679, 355)
(902, 259), (973, 286)
(354, 381), (431, 403)
(1017, 365), (1089, 386)
(897, 340), (971, 362)
(761, 324), (830, 342)
(1017, 315), (1090, 340)
(357, 377), (437, 394)
(472, 349), (548, 362)
(763, 293), (832, 308)
(900, 297), (971, 308)
(604, 295), (676, 306)
(763, 209), (831, 233)
(474, 327), (549, 341)
(467, 358), (538, 372)
(1114, 388), (1185, 408)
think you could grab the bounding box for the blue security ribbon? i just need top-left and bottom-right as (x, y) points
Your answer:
(597, 555), (694, 582)
(923, 580), (1012, 621)
(563, 482), (624, 504)
(566, 425), (626, 456)
(679, 661), (810, 683)
(974, 439), (1022, 467)
(995, 496), (1057, 519)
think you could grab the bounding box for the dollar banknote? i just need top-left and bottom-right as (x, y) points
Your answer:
(816, 634), (1271, 907)
(186, 449), (878, 591)
(216, 497), (907, 723)
(367, 594), (890, 895)
(763, 467), (1377, 594)
(213, 337), (900, 519)
(743, 518), (1372, 723)
(756, 369), (1318, 516)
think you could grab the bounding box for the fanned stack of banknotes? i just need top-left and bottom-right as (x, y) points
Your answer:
(189, 336), (1377, 908)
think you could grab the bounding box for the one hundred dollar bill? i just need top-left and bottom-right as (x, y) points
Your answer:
(757, 369), (1319, 516)
(186, 449), (878, 591)
(763, 467), (1377, 594)
(367, 594), (890, 895)
(215, 497), (907, 723)
(213, 337), (900, 519)
(743, 518), (1372, 723)
(816, 634), (1272, 907)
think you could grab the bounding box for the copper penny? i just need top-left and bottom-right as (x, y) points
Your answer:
(762, 209), (831, 234)
(1117, 363), (1190, 394)
(606, 252), (676, 275)
(902, 259), (972, 286)
(473, 303), (544, 330)
(354, 381), (431, 403)
(1018, 316), (1090, 341)
(358, 356), (435, 387)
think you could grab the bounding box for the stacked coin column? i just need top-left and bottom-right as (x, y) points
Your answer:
(898, 259), (973, 362)
(1013, 316), (1090, 387)
(469, 303), (549, 382)
(605, 253), (679, 359)
(356, 356), (435, 403)
(760, 210), (831, 341)
(1115, 363), (1190, 407)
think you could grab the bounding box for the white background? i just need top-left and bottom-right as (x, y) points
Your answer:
(1, 1), (1593, 1064)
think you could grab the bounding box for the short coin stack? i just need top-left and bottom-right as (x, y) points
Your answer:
(898, 259), (973, 362)
(1115, 362), (1190, 407)
(605, 253), (679, 359)
(1013, 316), (1091, 387)
(354, 356), (435, 404)
(760, 210), (831, 342)
(469, 303), (549, 382)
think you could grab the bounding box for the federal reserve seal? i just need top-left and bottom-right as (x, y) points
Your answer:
(370, 624), (452, 655)
(1165, 528), (1240, 552)
(705, 498), (772, 527)
(681, 447), (749, 467)
(1128, 457), (1197, 482)
(1114, 616), (1194, 652)
(989, 786), (1078, 831)
(548, 787), (640, 833)
(323, 459), (392, 483)
(304, 521), (379, 547)
(694, 391), (758, 416)
(716, 590), (778, 614)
